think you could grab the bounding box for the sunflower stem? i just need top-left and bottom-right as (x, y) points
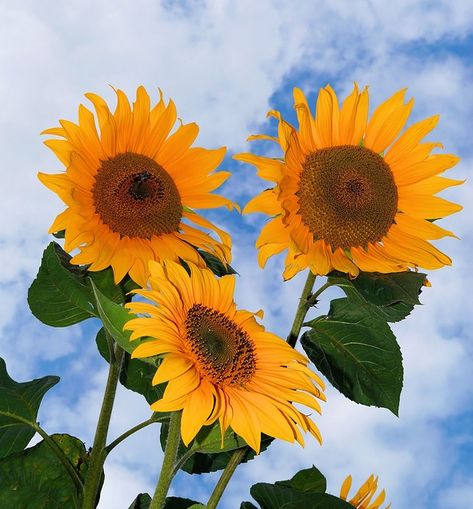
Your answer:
(149, 411), (182, 509)
(287, 272), (317, 347)
(206, 448), (247, 509)
(105, 413), (165, 456)
(82, 338), (124, 509)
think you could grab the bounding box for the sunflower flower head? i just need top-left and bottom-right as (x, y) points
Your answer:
(124, 260), (325, 453)
(235, 84), (463, 280)
(39, 86), (235, 286)
(340, 474), (391, 509)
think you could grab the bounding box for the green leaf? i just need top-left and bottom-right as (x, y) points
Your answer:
(90, 280), (156, 365)
(88, 268), (125, 305)
(0, 433), (89, 509)
(179, 436), (272, 475)
(28, 242), (95, 327)
(96, 328), (167, 412)
(327, 270), (426, 322)
(302, 298), (403, 414)
(198, 250), (237, 277)
(250, 483), (353, 509)
(189, 421), (247, 454)
(163, 497), (203, 509)
(128, 493), (152, 509)
(0, 357), (59, 459)
(240, 503), (259, 509)
(275, 466), (326, 494)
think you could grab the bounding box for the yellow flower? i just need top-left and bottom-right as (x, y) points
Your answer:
(39, 86), (234, 286)
(125, 260), (325, 453)
(340, 475), (391, 509)
(235, 85), (462, 280)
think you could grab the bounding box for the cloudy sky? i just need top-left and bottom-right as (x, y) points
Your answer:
(1, 1), (472, 507)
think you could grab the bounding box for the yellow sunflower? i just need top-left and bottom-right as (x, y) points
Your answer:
(235, 84), (462, 280)
(124, 260), (325, 453)
(39, 86), (234, 286)
(340, 475), (391, 509)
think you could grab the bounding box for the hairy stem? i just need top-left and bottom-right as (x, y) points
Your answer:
(149, 411), (182, 509)
(206, 448), (247, 509)
(105, 414), (165, 456)
(287, 272), (317, 347)
(82, 336), (124, 509)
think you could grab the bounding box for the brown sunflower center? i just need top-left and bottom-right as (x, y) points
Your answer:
(92, 152), (183, 239)
(185, 304), (256, 386)
(296, 145), (398, 249)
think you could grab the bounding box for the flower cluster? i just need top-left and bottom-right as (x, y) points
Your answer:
(37, 83), (462, 507)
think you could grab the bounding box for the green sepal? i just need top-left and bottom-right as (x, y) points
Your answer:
(128, 493), (152, 509)
(0, 433), (89, 509)
(302, 298), (403, 415)
(0, 357), (59, 459)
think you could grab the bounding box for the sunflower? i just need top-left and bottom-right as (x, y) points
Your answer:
(39, 86), (234, 286)
(124, 260), (325, 453)
(235, 84), (462, 280)
(340, 475), (391, 509)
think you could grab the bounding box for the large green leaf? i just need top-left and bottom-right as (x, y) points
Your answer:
(302, 298), (403, 414)
(275, 466), (326, 494)
(327, 270), (426, 322)
(28, 242), (134, 328)
(249, 483), (353, 509)
(28, 242), (95, 327)
(0, 433), (88, 509)
(0, 358), (59, 459)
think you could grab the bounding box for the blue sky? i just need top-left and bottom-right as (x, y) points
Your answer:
(1, 1), (472, 508)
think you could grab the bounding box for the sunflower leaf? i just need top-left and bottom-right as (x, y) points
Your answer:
(90, 281), (156, 365)
(128, 493), (151, 509)
(0, 433), (89, 509)
(275, 466), (326, 493)
(28, 242), (95, 327)
(0, 357), (59, 459)
(302, 298), (403, 415)
(198, 249), (237, 277)
(249, 482), (353, 509)
(327, 270), (426, 322)
(163, 498), (204, 509)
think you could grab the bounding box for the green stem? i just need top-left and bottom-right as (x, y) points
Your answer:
(287, 272), (317, 347)
(171, 448), (197, 478)
(149, 411), (182, 509)
(33, 422), (83, 492)
(105, 414), (165, 456)
(206, 448), (247, 509)
(306, 280), (335, 310)
(82, 338), (125, 509)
